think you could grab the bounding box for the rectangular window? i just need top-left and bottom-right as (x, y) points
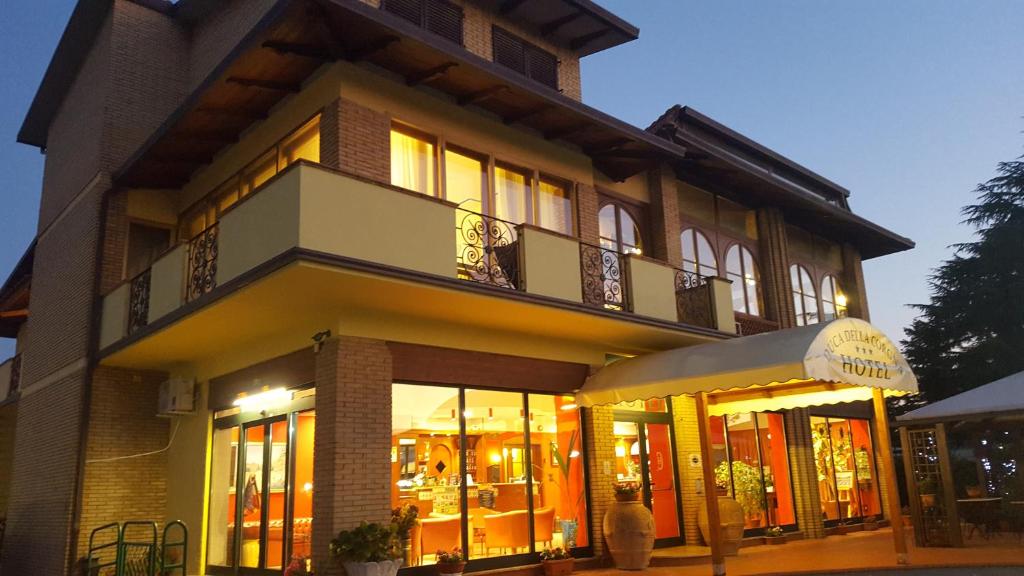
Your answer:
(280, 116), (321, 168)
(492, 27), (558, 90)
(444, 148), (485, 212)
(536, 179), (573, 236)
(391, 384), (589, 565)
(125, 222), (171, 278)
(391, 127), (437, 197)
(811, 416), (881, 523)
(494, 165), (530, 224)
(383, 0), (464, 45)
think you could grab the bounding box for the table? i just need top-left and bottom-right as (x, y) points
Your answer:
(957, 498), (1003, 539)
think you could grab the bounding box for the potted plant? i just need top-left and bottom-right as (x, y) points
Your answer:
(917, 478), (938, 508)
(764, 525), (786, 545)
(436, 548), (466, 576)
(613, 481), (641, 502)
(392, 503), (419, 567)
(715, 461), (766, 526)
(330, 522), (403, 576)
(284, 556), (311, 576)
(551, 431), (584, 549)
(539, 547), (574, 576)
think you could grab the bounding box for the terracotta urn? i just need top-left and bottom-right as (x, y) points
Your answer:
(697, 496), (745, 556)
(603, 500), (655, 570)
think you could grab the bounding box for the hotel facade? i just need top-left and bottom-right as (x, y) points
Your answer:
(0, 1), (918, 574)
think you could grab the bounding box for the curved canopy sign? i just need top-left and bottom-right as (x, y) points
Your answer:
(577, 317), (918, 416)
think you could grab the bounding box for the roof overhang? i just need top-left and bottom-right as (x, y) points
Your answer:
(115, 0), (680, 188)
(896, 369), (1024, 426)
(577, 317), (918, 416)
(0, 240), (34, 339)
(469, 0), (638, 57)
(650, 106), (915, 260)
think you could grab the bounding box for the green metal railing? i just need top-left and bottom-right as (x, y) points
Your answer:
(86, 520), (187, 576)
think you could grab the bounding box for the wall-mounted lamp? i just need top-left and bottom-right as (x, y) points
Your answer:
(311, 329), (332, 353)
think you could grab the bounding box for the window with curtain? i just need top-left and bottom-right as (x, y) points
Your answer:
(680, 228), (718, 278)
(791, 264), (819, 326)
(444, 148), (485, 212)
(725, 245), (761, 316)
(599, 203), (642, 254)
(494, 165), (530, 224)
(391, 127), (436, 197)
(820, 274), (844, 321)
(536, 179), (573, 235)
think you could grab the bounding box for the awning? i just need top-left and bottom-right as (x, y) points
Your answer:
(577, 317), (918, 416)
(897, 369), (1024, 424)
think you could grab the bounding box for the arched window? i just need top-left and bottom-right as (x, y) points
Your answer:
(680, 228), (718, 278)
(599, 203), (642, 254)
(820, 274), (845, 321)
(791, 264), (818, 326)
(725, 245), (761, 316)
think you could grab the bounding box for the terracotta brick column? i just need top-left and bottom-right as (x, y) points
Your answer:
(582, 404), (615, 557)
(321, 97), (391, 183)
(783, 408), (824, 538)
(840, 244), (871, 321)
(671, 395), (704, 545)
(576, 184), (600, 245)
(755, 207), (795, 328)
(312, 336), (393, 575)
(646, 164), (682, 268)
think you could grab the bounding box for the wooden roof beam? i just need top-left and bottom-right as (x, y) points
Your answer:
(544, 123), (590, 141)
(503, 104), (552, 126)
(570, 28), (610, 51)
(458, 85), (508, 106)
(584, 138), (631, 155)
(166, 130), (238, 145)
(226, 77), (302, 93)
(261, 41), (335, 61)
(194, 106), (268, 121)
(541, 12), (584, 37)
(406, 62), (458, 86)
(345, 35), (400, 62)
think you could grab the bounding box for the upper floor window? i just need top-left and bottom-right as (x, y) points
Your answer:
(391, 126), (437, 197)
(820, 274), (845, 321)
(125, 222), (171, 279)
(599, 203), (642, 255)
(726, 245), (762, 316)
(492, 27), (559, 90)
(537, 178), (573, 236)
(791, 264), (818, 326)
(383, 0), (464, 45)
(680, 228), (718, 278)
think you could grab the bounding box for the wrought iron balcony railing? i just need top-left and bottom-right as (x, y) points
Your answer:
(580, 243), (629, 311)
(674, 269), (714, 328)
(735, 312), (780, 336)
(456, 209), (520, 290)
(127, 268), (151, 335)
(187, 223), (219, 302)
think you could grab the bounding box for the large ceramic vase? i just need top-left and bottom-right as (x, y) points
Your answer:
(603, 499), (655, 570)
(697, 496), (745, 556)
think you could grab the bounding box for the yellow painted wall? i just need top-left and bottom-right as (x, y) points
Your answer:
(99, 284), (128, 349)
(595, 171), (650, 204)
(627, 255), (677, 322)
(708, 277), (738, 334)
(521, 227), (582, 302)
(164, 379), (212, 576)
(148, 245), (186, 323)
(127, 188), (178, 226)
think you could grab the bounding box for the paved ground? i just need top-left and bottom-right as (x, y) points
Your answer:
(586, 529), (1023, 576)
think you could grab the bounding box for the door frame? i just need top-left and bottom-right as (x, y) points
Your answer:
(612, 405), (685, 548)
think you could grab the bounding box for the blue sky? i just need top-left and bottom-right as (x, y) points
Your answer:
(1, 1), (1022, 359)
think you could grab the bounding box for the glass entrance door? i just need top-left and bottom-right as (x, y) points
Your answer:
(208, 394), (315, 576)
(613, 404), (682, 546)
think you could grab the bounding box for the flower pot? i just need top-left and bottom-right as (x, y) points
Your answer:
(541, 558), (574, 576)
(919, 493), (936, 508)
(765, 535), (786, 545)
(697, 497), (745, 556)
(437, 562), (466, 576)
(615, 492), (641, 503)
(343, 559), (404, 576)
(603, 500), (655, 570)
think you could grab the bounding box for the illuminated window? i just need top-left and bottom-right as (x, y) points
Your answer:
(810, 416), (881, 524)
(390, 127), (436, 196)
(537, 179), (573, 236)
(791, 264), (819, 326)
(599, 203), (642, 254)
(444, 148), (485, 212)
(279, 116), (321, 167)
(820, 274), (844, 321)
(680, 228), (718, 278)
(494, 165), (530, 224)
(725, 245), (761, 316)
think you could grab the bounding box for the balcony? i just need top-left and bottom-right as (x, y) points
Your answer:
(99, 162), (736, 359)
(735, 312), (780, 336)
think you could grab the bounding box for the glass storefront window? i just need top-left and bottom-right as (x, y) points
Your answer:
(391, 127), (437, 197)
(711, 412), (796, 531)
(208, 426), (238, 567)
(292, 410), (315, 565)
(811, 416), (881, 523)
(391, 384), (590, 566)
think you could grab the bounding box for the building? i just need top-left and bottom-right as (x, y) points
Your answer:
(0, 1), (918, 575)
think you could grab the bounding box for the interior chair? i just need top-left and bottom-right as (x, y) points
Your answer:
(483, 510), (529, 556)
(532, 507), (554, 549)
(414, 515), (462, 566)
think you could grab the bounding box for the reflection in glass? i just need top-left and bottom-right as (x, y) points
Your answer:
(681, 228), (718, 278)
(599, 204), (642, 254)
(811, 416), (881, 522)
(208, 426), (237, 567)
(726, 245), (761, 316)
(820, 275), (842, 321)
(791, 265), (819, 326)
(239, 424), (265, 568)
(528, 395), (589, 549)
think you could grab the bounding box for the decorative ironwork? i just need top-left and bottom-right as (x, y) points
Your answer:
(580, 243), (629, 311)
(8, 354), (20, 398)
(127, 269), (151, 335)
(456, 209), (520, 289)
(187, 223), (219, 302)
(735, 312), (779, 336)
(906, 428), (953, 546)
(675, 270), (714, 328)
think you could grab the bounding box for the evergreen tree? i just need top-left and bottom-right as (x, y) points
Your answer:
(901, 155), (1024, 408)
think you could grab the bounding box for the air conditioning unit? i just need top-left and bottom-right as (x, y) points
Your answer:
(158, 377), (196, 416)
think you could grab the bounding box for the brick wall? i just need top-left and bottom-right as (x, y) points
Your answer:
(647, 165), (682, 268)
(2, 372), (88, 574)
(581, 404), (615, 557)
(336, 98), (391, 183)
(0, 402), (17, 516)
(841, 244), (870, 321)
(671, 395), (704, 545)
(312, 337), (393, 575)
(576, 184), (600, 245)
(756, 207), (795, 328)
(783, 408), (824, 538)
(100, 189), (129, 294)
(75, 366), (169, 560)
